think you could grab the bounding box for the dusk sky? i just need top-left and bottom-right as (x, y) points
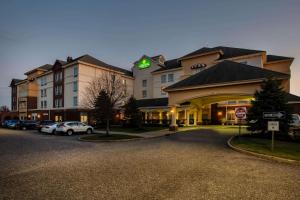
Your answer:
(0, 0), (299, 107)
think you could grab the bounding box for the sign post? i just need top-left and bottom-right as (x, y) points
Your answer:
(268, 121), (279, 151)
(235, 107), (247, 138)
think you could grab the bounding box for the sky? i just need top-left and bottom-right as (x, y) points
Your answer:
(0, 0), (299, 107)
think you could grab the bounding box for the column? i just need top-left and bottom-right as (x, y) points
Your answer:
(198, 107), (203, 125)
(145, 111), (148, 124)
(186, 109), (190, 126)
(169, 106), (178, 131)
(193, 111), (197, 126)
(159, 111), (162, 124)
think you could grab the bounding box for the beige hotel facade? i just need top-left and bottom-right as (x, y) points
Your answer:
(9, 46), (300, 127)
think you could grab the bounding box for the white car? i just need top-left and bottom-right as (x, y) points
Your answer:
(290, 114), (300, 128)
(56, 121), (94, 136)
(41, 123), (57, 134)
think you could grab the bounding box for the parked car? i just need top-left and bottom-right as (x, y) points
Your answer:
(6, 120), (19, 129)
(290, 114), (300, 128)
(41, 123), (57, 134)
(36, 120), (54, 132)
(16, 120), (38, 130)
(56, 121), (94, 136)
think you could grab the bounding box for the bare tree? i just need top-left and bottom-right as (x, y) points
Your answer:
(83, 71), (128, 134)
(0, 106), (10, 113)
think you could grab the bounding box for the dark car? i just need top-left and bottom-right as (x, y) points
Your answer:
(17, 120), (38, 130)
(36, 120), (54, 132)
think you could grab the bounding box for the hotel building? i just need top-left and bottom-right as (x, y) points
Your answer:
(10, 46), (300, 126)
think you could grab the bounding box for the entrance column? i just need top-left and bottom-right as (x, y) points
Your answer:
(145, 111), (148, 124)
(186, 109), (190, 126)
(169, 106), (178, 131)
(198, 107), (203, 125)
(193, 111), (197, 126)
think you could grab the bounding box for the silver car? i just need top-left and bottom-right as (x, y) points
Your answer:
(56, 121), (94, 136)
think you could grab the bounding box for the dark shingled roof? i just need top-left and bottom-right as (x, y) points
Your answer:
(71, 54), (132, 76)
(165, 60), (289, 91)
(10, 79), (23, 86)
(267, 55), (294, 63)
(39, 64), (53, 71)
(152, 59), (182, 73)
(136, 98), (168, 108)
(287, 93), (300, 102)
(181, 46), (264, 60)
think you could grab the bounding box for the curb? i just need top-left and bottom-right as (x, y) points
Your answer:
(227, 136), (300, 166)
(78, 132), (171, 143)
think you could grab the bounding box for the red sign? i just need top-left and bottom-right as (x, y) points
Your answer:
(235, 107), (247, 119)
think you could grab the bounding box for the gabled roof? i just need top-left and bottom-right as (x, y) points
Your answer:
(267, 55), (294, 63)
(71, 54), (132, 76)
(25, 64), (53, 75)
(165, 60), (289, 91)
(152, 58), (182, 73)
(181, 46), (265, 60)
(136, 98), (168, 108)
(10, 79), (23, 86)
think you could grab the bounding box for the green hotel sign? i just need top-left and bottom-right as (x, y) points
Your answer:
(137, 58), (151, 69)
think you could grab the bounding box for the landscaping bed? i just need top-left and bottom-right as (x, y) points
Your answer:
(95, 126), (166, 133)
(231, 134), (300, 161)
(81, 133), (142, 141)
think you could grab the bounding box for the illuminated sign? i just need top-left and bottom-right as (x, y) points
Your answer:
(137, 58), (151, 69)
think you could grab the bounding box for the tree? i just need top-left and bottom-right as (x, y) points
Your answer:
(0, 106), (10, 113)
(124, 96), (142, 128)
(94, 90), (113, 135)
(247, 78), (292, 134)
(84, 72), (128, 134)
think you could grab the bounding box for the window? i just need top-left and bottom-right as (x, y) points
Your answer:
(142, 80), (147, 87)
(55, 86), (62, 95)
(80, 112), (88, 123)
(73, 81), (78, 92)
(41, 101), (44, 108)
(73, 96), (78, 106)
(111, 74), (116, 81)
(168, 74), (174, 82)
(55, 72), (63, 82)
(74, 66), (78, 77)
(41, 89), (44, 97)
(161, 75), (166, 83)
(44, 101), (47, 108)
(55, 99), (63, 108)
(44, 89), (47, 97)
(40, 77), (47, 86)
(142, 90), (147, 98)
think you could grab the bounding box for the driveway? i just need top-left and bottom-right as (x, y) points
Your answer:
(0, 128), (299, 199)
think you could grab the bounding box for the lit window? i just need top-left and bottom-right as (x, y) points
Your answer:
(161, 75), (166, 83)
(168, 74), (174, 82)
(142, 90), (147, 98)
(142, 80), (147, 87)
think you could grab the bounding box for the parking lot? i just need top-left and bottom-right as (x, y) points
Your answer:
(0, 128), (300, 199)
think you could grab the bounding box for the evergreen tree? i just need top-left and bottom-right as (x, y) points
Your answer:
(124, 96), (142, 128)
(94, 90), (113, 135)
(247, 78), (292, 134)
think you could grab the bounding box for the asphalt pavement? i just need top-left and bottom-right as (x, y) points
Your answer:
(0, 128), (299, 200)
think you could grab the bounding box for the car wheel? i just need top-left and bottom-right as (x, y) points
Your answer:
(86, 128), (92, 134)
(38, 128), (42, 133)
(67, 130), (73, 136)
(52, 129), (56, 135)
